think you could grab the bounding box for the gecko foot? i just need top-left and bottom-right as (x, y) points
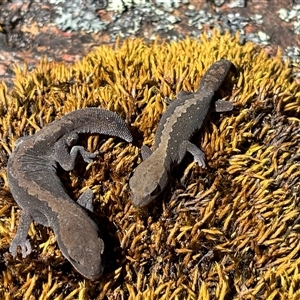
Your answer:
(9, 238), (32, 258)
(70, 146), (99, 164)
(81, 150), (99, 164)
(9, 210), (32, 258)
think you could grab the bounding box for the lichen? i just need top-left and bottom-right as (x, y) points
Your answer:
(0, 30), (300, 299)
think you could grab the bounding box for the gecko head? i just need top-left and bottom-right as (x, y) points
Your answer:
(129, 157), (169, 207)
(56, 213), (105, 280)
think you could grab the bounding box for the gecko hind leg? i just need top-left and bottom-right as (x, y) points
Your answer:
(54, 132), (99, 171)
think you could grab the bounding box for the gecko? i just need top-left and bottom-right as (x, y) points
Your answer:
(129, 59), (236, 207)
(7, 107), (132, 280)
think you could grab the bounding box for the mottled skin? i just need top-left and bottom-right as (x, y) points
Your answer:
(7, 107), (132, 280)
(129, 59), (236, 207)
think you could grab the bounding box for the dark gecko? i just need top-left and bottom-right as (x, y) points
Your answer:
(7, 107), (132, 280)
(129, 59), (236, 207)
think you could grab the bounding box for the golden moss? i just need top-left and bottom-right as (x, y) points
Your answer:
(1, 29), (300, 299)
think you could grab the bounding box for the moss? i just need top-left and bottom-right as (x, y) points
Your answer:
(1, 29), (300, 299)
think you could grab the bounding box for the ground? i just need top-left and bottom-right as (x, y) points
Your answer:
(0, 1), (300, 86)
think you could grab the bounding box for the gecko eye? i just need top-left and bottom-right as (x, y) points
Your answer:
(150, 185), (161, 198)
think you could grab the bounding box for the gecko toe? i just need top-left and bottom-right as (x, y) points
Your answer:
(9, 243), (17, 257)
(21, 240), (32, 258)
